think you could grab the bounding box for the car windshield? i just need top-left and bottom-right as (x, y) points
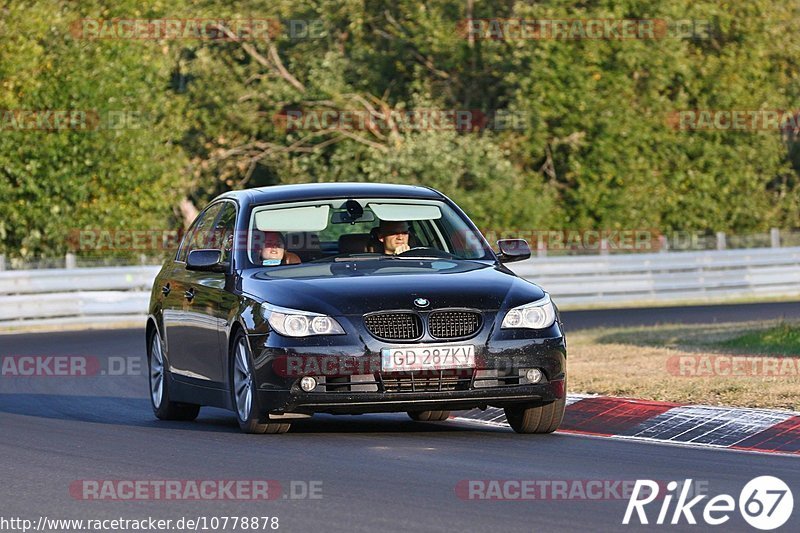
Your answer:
(246, 197), (493, 270)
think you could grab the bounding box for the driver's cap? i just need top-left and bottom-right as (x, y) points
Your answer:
(378, 220), (410, 237)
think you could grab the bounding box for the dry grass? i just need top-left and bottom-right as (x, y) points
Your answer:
(567, 321), (800, 411)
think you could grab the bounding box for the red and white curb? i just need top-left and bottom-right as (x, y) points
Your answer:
(455, 395), (800, 455)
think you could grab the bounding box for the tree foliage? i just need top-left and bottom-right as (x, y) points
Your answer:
(1, 0), (798, 259)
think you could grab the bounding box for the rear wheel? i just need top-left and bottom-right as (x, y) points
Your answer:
(504, 396), (565, 434)
(407, 410), (451, 422)
(231, 332), (290, 434)
(148, 329), (200, 421)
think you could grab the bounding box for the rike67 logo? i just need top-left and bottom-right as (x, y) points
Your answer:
(623, 476), (794, 530)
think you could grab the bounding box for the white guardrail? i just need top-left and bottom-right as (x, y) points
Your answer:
(1, 247), (799, 327)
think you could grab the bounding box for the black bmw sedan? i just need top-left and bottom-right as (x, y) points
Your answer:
(147, 183), (566, 434)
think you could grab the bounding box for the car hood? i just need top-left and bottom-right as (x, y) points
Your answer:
(241, 261), (545, 316)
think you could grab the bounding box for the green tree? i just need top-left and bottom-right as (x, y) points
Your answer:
(2, 0), (799, 260)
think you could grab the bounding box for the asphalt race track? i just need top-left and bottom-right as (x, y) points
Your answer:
(1, 302), (799, 532)
(561, 300), (800, 331)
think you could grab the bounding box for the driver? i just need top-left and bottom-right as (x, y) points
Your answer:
(259, 231), (301, 266)
(377, 220), (411, 255)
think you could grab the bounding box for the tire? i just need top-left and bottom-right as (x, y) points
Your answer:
(230, 332), (290, 434)
(148, 328), (200, 421)
(504, 395), (566, 434)
(407, 410), (451, 422)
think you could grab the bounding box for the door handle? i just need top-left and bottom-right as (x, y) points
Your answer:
(184, 288), (195, 301)
(161, 283), (171, 296)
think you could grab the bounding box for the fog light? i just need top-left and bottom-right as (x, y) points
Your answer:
(525, 368), (543, 383)
(300, 376), (317, 392)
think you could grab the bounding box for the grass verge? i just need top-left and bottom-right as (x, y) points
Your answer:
(568, 320), (800, 411)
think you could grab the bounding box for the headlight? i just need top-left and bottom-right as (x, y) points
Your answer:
(262, 303), (345, 337)
(501, 294), (556, 330)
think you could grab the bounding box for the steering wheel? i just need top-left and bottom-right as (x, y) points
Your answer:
(397, 246), (427, 254)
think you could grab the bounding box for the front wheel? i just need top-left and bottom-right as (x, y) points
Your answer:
(148, 329), (200, 421)
(504, 396), (565, 434)
(407, 410), (450, 422)
(230, 332), (290, 434)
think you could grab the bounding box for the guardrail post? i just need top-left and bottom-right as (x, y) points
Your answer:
(536, 239), (547, 258)
(658, 235), (668, 253)
(0, 254), (5, 271)
(716, 232), (726, 250)
(65, 253), (76, 269)
(600, 238), (609, 255)
(770, 228), (781, 248)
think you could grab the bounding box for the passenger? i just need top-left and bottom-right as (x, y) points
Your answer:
(260, 231), (301, 266)
(377, 220), (411, 255)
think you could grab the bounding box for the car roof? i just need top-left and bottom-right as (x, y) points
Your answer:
(216, 182), (446, 205)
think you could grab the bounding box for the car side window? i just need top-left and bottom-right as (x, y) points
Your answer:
(176, 214), (204, 263)
(177, 203), (223, 262)
(409, 220), (435, 248)
(214, 202), (237, 263)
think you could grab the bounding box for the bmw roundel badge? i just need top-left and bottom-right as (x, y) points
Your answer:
(414, 298), (430, 308)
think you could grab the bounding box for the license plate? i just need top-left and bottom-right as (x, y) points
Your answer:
(381, 345), (475, 372)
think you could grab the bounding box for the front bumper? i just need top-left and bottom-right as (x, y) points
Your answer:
(257, 380), (565, 415)
(248, 332), (566, 416)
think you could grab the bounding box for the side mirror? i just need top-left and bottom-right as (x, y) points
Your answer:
(497, 239), (531, 263)
(186, 249), (227, 272)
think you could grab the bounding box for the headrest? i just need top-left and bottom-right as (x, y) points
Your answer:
(338, 233), (372, 254)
